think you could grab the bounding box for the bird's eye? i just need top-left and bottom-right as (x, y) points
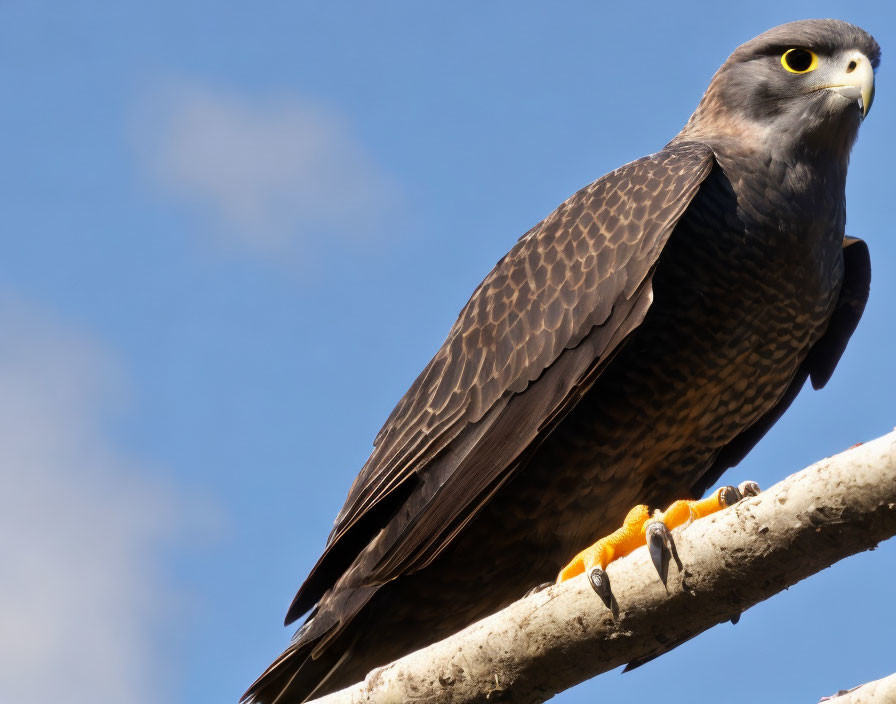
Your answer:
(781, 48), (818, 74)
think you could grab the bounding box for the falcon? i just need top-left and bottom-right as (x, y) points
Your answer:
(245, 19), (878, 703)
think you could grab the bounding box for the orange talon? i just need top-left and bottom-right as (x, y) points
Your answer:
(557, 481), (761, 605)
(556, 504), (651, 583)
(653, 481), (761, 531)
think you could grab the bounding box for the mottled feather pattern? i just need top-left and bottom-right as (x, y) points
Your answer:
(334, 144), (714, 539)
(289, 143), (715, 619)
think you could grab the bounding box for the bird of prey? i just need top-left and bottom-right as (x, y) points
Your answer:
(245, 19), (877, 703)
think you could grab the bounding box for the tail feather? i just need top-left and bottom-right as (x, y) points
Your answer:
(242, 632), (355, 704)
(244, 589), (377, 704)
(245, 584), (381, 702)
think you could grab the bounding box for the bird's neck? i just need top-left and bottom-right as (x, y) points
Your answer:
(674, 105), (858, 188)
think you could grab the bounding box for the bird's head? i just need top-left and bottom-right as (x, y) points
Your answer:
(681, 20), (880, 162)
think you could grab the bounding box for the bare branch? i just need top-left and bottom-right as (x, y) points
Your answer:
(313, 430), (896, 704)
(819, 672), (896, 703)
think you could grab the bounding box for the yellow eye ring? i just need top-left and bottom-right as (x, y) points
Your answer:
(781, 48), (818, 74)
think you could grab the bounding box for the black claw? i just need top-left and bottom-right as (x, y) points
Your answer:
(646, 521), (671, 583)
(588, 567), (612, 608)
(730, 613), (741, 625)
(739, 480), (760, 498)
(719, 485), (742, 507)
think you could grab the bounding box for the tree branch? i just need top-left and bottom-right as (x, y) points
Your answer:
(313, 430), (896, 704)
(820, 672), (896, 702)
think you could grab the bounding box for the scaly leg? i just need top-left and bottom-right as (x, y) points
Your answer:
(556, 504), (651, 607)
(556, 481), (760, 607)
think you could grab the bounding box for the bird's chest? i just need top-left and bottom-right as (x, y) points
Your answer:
(631, 165), (844, 445)
(532, 164), (845, 526)
(499, 158), (848, 559)
(668, 158), (846, 311)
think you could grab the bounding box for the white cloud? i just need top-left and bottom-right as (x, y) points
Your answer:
(134, 82), (400, 255)
(0, 297), (187, 704)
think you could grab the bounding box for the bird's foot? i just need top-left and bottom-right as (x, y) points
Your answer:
(645, 481), (760, 580)
(556, 504), (651, 607)
(556, 481), (759, 607)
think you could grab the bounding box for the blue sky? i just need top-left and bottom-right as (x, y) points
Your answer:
(1, 2), (894, 703)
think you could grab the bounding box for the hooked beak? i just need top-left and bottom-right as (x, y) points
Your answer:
(823, 51), (875, 118)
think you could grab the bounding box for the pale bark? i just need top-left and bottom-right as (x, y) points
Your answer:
(819, 672), (896, 703)
(313, 430), (896, 704)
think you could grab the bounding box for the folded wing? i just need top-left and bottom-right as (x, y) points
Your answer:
(286, 142), (717, 623)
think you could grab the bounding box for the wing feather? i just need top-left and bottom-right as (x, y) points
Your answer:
(286, 141), (716, 622)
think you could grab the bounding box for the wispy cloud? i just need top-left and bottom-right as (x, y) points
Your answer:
(133, 81), (400, 256)
(0, 297), (193, 704)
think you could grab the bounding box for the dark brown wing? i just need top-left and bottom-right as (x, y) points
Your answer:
(691, 236), (870, 497)
(287, 141), (716, 622)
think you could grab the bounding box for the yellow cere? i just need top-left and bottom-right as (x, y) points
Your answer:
(781, 47), (819, 74)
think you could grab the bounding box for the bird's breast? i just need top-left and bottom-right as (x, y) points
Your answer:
(510, 162), (845, 555)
